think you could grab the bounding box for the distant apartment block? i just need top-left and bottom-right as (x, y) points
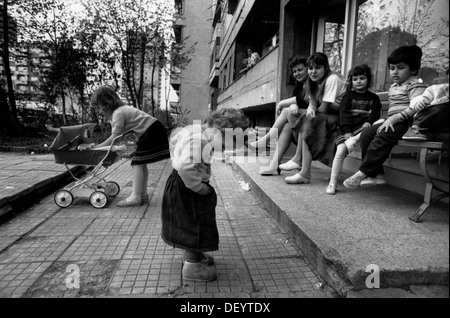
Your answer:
(171, 0), (212, 124)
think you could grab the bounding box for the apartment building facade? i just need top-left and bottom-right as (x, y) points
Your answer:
(171, 0), (212, 124)
(209, 0), (448, 127)
(206, 0), (448, 194)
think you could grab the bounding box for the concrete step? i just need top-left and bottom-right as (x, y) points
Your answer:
(224, 152), (449, 296)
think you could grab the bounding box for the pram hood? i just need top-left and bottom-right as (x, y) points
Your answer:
(50, 123), (97, 151)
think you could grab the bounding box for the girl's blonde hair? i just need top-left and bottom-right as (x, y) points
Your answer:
(207, 108), (250, 131)
(91, 86), (125, 112)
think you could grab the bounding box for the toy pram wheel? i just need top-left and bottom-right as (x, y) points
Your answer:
(104, 181), (120, 197)
(90, 191), (108, 209)
(54, 190), (73, 208)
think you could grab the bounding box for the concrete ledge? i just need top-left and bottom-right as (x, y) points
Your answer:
(225, 153), (449, 296)
(0, 165), (86, 214)
(227, 157), (352, 294)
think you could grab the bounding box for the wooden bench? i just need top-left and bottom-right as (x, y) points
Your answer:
(256, 93), (449, 222)
(376, 92), (449, 222)
(395, 140), (449, 222)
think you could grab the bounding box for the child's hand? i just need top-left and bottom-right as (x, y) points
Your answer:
(77, 143), (94, 151)
(344, 133), (352, 140)
(276, 104), (287, 116)
(289, 104), (299, 116)
(362, 122), (371, 130)
(414, 98), (428, 111)
(306, 106), (316, 119)
(196, 184), (213, 196)
(377, 119), (394, 134)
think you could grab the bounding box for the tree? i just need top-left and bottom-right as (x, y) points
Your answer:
(40, 38), (98, 124)
(80, 0), (195, 114)
(146, 28), (195, 117)
(80, 0), (172, 109)
(357, 0), (447, 73)
(10, 0), (101, 126)
(10, 0), (78, 125)
(1, 0), (23, 134)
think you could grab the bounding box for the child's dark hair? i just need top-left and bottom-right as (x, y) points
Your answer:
(289, 55), (307, 71)
(91, 86), (125, 112)
(387, 45), (422, 75)
(348, 64), (373, 89)
(303, 52), (332, 104)
(306, 52), (331, 76)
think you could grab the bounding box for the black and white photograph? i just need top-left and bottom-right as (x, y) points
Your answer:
(0, 0), (448, 306)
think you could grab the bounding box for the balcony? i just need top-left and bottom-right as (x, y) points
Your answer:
(217, 47), (279, 112)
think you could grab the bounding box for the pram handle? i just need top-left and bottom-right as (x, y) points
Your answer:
(106, 130), (136, 156)
(122, 130), (135, 137)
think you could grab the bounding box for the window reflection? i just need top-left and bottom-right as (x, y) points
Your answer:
(355, 0), (449, 92)
(325, 22), (345, 74)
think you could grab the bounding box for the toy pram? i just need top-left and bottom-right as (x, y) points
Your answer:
(50, 123), (136, 209)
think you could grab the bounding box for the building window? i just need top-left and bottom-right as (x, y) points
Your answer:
(210, 37), (221, 69)
(175, 0), (183, 15)
(354, 0), (449, 92)
(223, 62), (228, 89)
(324, 22), (345, 75)
(262, 33), (279, 56)
(174, 25), (183, 44)
(228, 0), (239, 15)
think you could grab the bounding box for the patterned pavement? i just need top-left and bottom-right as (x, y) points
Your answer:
(0, 156), (334, 298)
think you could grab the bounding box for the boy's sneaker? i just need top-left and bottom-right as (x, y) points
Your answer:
(402, 127), (428, 141)
(343, 171), (367, 189)
(182, 261), (217, 282)
(360, 175), (387, 187)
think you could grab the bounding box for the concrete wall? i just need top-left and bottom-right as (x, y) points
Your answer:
(179, 0), (212, 124)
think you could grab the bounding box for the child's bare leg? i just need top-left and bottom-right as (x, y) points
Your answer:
(278, 131), (302, 171)
(263, 124), (292, 172)
(141, 164), (149, 202)
(299, 141), (312, 179)
(130, 164), (145, 200)
(327, 143), (348, 194)
(291, 133), (303, 164)
(250, 110), (289, 148)
(285, 141), (311, 184)
(117, 164), (145, 206)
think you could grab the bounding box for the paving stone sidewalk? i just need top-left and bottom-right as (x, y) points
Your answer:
(0, 155), (334, 298)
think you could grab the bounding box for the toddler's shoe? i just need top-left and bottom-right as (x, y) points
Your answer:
(285, 173), (310, 184)
(402, 127), (428, 141)
(116, 197), (142, 207)
(182, 261), (217, 282)
(259, 166), (281, 176)
(360, 175), (386, 187)
(343, 171), (366, 189)
(325, 184), (336, 195)
(279, 160), (301, 171)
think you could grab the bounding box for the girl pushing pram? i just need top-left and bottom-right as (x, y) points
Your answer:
(85, 86), (170, 207)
